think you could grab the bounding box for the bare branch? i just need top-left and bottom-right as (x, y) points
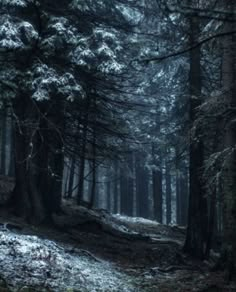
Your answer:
(140, 30), (236, 63)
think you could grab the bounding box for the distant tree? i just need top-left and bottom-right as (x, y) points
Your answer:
(120, 152), (134, 216)
(135, 151), (149, 219)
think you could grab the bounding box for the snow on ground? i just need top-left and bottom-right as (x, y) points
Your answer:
(0, 230), (139, 291)
(113, 214), (160, 226)
(110, 214), (185, 245)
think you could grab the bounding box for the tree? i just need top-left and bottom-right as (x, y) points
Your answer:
(0, 0), (138, 222)
(220, 0), (236, 279)
(183, 3), (208, 259)
(135, 151), (149, 218)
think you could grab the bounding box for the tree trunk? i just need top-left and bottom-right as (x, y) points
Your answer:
(89, 126), (97, 209)
(221, 3), (236, 279)
(77, 95), (91, 205)
(106, 170), (111, 212)
(8, 116), (15, 177)
(77, 126), (87, 204)
(11, 94), (65, 224)
(120, 152), (134, 216)
(205, 186), (216, 259)
(179, 164), (188, 226)
(63, 161), (70, 198)
(176, 166), (181, 225)
(152, 109), (163, 223)
(184, 10), (208, 259)
(135, 152), (149, 218)
(0, 106), (7, 175)
(43, 102), (64, 215)
(165, 158), (172, 225)
(113, 159), (119, 214)
(11, 97), (47, 223)
(92, 165), (99, 208)
(152, 141), (163, 223)
(152, 166), (162, 223)
(67, 156), (76, 199)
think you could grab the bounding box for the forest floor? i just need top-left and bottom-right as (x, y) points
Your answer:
(0, 202), (235, 291)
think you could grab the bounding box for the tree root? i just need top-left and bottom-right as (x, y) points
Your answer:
(152, 264), (203, 273)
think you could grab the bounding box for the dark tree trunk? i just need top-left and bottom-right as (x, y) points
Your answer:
(152, 141), (163, 223)
(113, 159), (119, 214)
(0, 106), (7, 175)
(165, 158), (172, 225)
(205, 186), (216, 259)
(106, 171), (111, 212)
(89, 120), (97, 208)
(77, 126), (87, 204)
(152, 167), (162, 223)
(176, 166), (181, 225)
(91, 164), (96, 207)
(135, 152), (149, 218)
(179, 165), (188, 226)
(120, 152), (134, 216)
(184, 11), (208, 259)
(8, 117), (15, 177)
(152, 110), (163, 223)
(89, 160), (97, 208)
(77, 95), (91, 205)
(63, 162), (70, 198)
(10, 94), (65, 224)
(220, 3), (236, 279)
(93, 166), (100, 208)
(11, 97), (47, 223)
(67, 156), (76, 199)
(44, 101), (64, 215)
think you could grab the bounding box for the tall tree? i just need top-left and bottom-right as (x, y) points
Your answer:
(165, 154), (172, 225)
(120, 153), (134, 216)
(152, 113), (163, 223)
(184, 4), (208, 259)
(135, 152), (149, 218)
(220, 0), (236, 279)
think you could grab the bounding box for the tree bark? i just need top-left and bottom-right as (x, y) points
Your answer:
(179, 164), (188, 226)
(113, 159), (119, 214)
(106, 169), (111, 212)
(152, 142), (163, 223)
(8, 116), (15, 177)
(184, 10), (208, 259)
(11, 97), (47, 223)
(77, 127), (87, 204)
(221, 2), (236, 279)
(77, 99), (90, 205)
(165, 158), (172, 225)
(135, 152), (149, 218)
(89, 128), (97, 209)
(120, 152), (134, 216)
(11, 94), (65, 224)
(0, 106), (7, 175)
(67, 156), (76, 199)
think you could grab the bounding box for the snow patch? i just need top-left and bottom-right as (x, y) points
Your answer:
(0, 230), (138, 291)
(113, 214), (160, 226)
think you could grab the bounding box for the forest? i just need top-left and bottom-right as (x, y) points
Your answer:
(0, 0), (235, 291)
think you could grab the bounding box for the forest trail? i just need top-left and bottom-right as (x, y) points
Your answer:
(0, 205), (235, 292)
